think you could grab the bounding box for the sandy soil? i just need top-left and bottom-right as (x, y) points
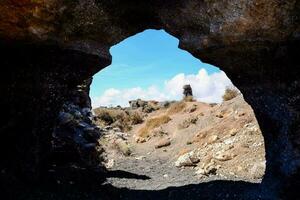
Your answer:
(99, 95), (266, 190)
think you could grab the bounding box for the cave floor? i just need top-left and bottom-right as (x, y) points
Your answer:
(104, 154), (261, 191)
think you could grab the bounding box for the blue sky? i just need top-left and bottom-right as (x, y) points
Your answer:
(90, 29), (232, 107)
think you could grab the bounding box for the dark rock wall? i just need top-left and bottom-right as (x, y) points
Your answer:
(0, 42), (110, 186)
(0, 0), (300, 198)
(200, 40), (300, 197)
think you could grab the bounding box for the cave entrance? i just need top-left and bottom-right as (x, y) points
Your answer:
(90, 29), (266, 190)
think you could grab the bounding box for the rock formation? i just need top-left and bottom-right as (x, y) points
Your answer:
(0, 0), (299, 199)
(129, 99), (159, 113)
(183, 84), (193, 98)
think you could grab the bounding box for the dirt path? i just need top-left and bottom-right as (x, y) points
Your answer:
(106, 156), (200, 190)
(105, 153), (260, 191)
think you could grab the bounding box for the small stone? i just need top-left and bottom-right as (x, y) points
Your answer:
(216, 113), (224, 118)
(214, 152), (236, 161)
(224, 137), (235, 145)
(229, 129), (238, 136)
(196, 168), (206, 175)
(106, 159), (115, 169)
(208, 135), (219, 144)
(155, 139), (171, 149)
(196, 160), (217, 176)
(135, 156), (146, 160)
(135, 136), (146, 143)
(175, 151), (200, 167)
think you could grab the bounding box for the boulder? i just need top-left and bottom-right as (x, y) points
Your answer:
(175, 151), (200, 167)
(183, 84), (193, 97)
(196, 160), (219, 176)
(129, 99), (157, 113)
(214, 152), (236, 161)
(155, 139), (171, 149)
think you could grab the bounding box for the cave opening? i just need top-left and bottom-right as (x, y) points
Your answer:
(89, 29), (266, 190)
(1, 1), (300, 198)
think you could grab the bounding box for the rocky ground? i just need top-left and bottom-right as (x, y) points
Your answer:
(94, 95), (266, 190)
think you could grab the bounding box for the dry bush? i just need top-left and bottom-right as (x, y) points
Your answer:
(112, 139), (132, 156)
(222, 87), (239, 101)
(177, 116), (198, 129)
(130, 111), (143, 125)
(167, 101), (186, 115)
(93, 109), (114, 125)
(138, 115), (171, 138)
(93, 108), (131, 131)
(94, 108), (143, 131)
(183, 96), (194, 102)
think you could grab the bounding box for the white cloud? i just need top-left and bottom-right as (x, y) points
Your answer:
(91, 68), (233, 108)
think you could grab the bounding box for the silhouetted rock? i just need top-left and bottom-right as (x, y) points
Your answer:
(183, 85), (193, 98)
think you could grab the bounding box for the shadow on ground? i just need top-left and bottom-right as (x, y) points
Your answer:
(3, 168), (277, 200)
(106, 170), (151, 180)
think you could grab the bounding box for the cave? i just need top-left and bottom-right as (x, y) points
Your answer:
(0, 0), (300, 199)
